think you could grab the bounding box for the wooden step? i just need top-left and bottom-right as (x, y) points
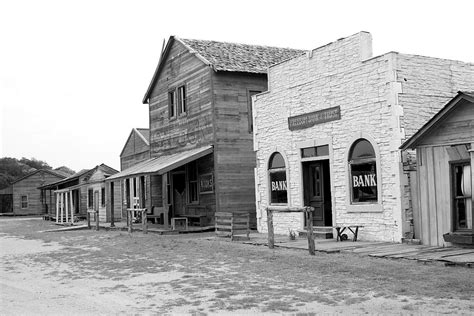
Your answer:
(298, 227), (334, 239)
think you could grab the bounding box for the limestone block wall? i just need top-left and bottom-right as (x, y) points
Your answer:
(253, 31), (474, 242)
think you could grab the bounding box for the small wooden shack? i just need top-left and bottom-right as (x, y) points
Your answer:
(401, 91), (474, 246)
(2, 169), (67, 215)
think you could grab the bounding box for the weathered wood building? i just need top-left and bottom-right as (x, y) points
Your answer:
(3, 169), (67, 215)
(120, 128), (150, 171)
(40, 164), (120, 223)
(401, 92), (474, 246)
(107, 36), (303, 227)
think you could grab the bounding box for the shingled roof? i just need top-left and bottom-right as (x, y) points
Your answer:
(143, 36), (305, 103)
(179, 38), (305, 73)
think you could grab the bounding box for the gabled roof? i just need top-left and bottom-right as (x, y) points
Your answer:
(11, 169), (68, 185)
(39, 164), (119, 189)
(119, 128), (150, 158)
(142, 36), (305, 103)
(400, 91), (474, 150)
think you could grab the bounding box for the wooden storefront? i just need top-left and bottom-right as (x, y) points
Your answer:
(401, 92), (474, 246)
(108, 36), (303, 229)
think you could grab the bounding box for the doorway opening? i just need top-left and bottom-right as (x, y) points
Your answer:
(303, 159), (332, 227)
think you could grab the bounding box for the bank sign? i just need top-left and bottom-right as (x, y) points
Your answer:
(288, 106), (341, 131)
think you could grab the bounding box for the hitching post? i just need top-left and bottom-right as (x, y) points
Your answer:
(142, 209), (148, 234)
(266, 207), (274, 249)
(305, 207), (315, 255)
(95, 210), (99, 231)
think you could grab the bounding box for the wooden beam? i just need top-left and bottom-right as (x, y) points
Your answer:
(55, 192), (59, 223)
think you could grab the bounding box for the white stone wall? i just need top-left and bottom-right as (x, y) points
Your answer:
(253, 31), (474, 242)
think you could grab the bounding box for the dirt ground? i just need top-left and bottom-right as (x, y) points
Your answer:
(1, 218), (473, 315)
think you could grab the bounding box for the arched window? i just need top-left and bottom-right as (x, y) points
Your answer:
(268, 152), (288, 204)
(349, 139), (378, 203)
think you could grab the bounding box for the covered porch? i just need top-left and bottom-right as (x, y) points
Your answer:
(107, 145), (215, 231)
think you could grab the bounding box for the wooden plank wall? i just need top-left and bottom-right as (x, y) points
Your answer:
(148, 40), (214, 156)
(120, 130), (150, 171)
(12, 171), (65, 215)
(212, 72), (267, 228)
(418, 99), (474, 146)
(417, 146), (456, 246)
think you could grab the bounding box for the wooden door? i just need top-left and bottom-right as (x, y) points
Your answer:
(172, 172), (186, 217)
(304, 161), (332, 227)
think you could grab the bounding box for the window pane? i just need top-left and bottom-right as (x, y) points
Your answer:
(168, 91), (175, 117)
(269, 153), (285, 169)
(270, 170), (288, 204)
(316, 145), (329, 156)
(350, 139), (375, 160)
(301, 147), (316, 158)
(351, 162), (377, 202)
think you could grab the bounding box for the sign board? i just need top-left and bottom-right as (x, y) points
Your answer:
(199, 173), (214, 194)
(288, 106), (341, 131)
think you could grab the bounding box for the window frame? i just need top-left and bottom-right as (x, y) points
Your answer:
(348, 139), (378, 204)
(88, 188), (93, 209)
(101, 187), (106, 207)
(268, 152), (289, 205)
(177, 85), (187, 116)
(451, 161), (472, 232)
(168, 90), (177, 119)
(345, 135), (382, 213)
(20, 195), (28, 209)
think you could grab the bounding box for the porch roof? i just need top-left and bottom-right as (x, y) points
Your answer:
(107, 145), (213, 181)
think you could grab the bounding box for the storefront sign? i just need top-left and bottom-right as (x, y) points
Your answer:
(352, 173), (377, 187)
(270, 171), (288, 204)
(288, 106), (341, 131)
(199, 173), (214, 194)
(271, 180), (287, 191)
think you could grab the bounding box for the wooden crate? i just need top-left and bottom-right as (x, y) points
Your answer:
(215, 212), (250, 241)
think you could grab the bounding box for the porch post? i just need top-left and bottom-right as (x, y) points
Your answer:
(162, 173), (169, 229)
(469, 144), (474, 235)
(60, 193), (64, 224)
(55, 192), (59, 223)
(65, 192), (69, 223)
(110, 181), (115, 227)
(69, 190), (74, 224)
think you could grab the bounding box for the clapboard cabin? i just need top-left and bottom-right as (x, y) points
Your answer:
(107, 36), (304, 229)
(4, 169), (67, 215)
(401, 92), (474, 246)
(120, 128), (150, 171)
(40, 164), (121, 223)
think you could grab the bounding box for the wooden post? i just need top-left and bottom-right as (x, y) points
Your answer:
(87, 211), (91, 229)
(110, 181), (115, 228)
(65, 192), (69, 223)
(60, 193), (64, 224)
(142, 209), (148, 234)
(55, 192), (59, 223)
(305, 207), (315, 255)
(69, 191), (74, 224)
(267, 207), (274, 249)
(95, 210), (99, 231)
(128, 209), (132, 234)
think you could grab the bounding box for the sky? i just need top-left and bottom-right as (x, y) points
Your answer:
(1, 0), (473, 172)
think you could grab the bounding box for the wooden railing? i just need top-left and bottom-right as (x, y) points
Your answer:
(215, 212), (250, 241)
(266, 206), (315, 255)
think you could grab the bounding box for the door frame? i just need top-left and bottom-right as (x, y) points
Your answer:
(170, 170), (186, 217)
(297, 139), (334, 230)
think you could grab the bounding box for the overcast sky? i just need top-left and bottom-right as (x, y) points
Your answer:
(1, 0), (473, 172)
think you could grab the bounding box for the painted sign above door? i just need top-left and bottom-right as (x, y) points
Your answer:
(288, 106), (341, 131)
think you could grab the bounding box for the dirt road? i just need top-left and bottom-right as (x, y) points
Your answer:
(1, 218), (473, 315)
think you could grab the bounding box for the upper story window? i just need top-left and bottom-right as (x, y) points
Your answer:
(349, 139), (378, 203)
(268, 152), (288, 204)
(169, 85), (187, 119)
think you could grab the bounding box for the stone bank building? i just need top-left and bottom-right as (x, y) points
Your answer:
(253, 32), (474, 243)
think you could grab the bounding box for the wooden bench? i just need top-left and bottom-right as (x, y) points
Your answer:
(177, 214), (207, 227)
(334, 225), (363, 242)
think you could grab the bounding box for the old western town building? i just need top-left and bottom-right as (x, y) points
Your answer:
(253, 32), (474, 246)
(107, 37), (303, 227)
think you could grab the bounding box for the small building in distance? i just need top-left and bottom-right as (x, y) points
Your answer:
(40, 164), (121, 223)
(120, 128), (150, 171)
(401, 91), (474, 246)
(5, 169), (68, 215)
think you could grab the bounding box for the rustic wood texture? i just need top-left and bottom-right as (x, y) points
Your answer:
(12, 170), (65, 215)
(215, 212), (250, 241)
(120, 129), (150, 171)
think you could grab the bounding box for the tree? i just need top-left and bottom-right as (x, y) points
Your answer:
(55, 166), (76, 176)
